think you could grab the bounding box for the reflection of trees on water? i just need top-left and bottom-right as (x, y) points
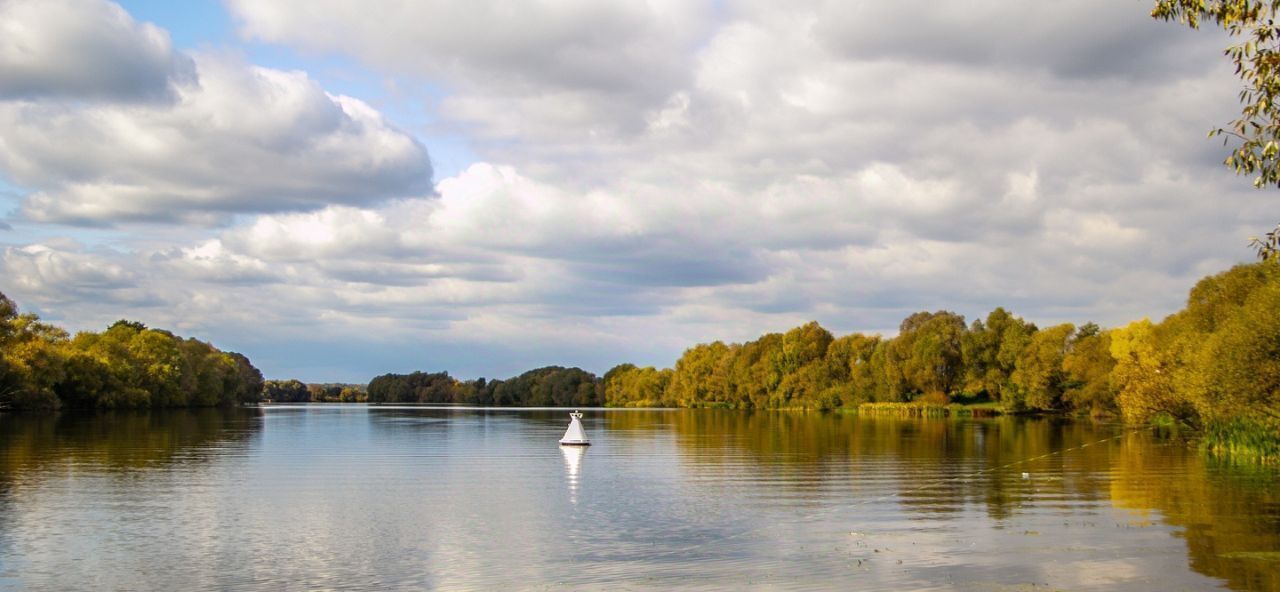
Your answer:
(1110, 433), (1280, 591)
(606, 411), (1115, 516)
(0, 408), (263, 557)
(2, 408), (1276, 589)
(608, 410), (1280, 589)
(0, 408), (262, 494)
(0, 410), (261, 561)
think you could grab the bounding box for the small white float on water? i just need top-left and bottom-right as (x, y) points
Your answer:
(559, 410), (590, 446)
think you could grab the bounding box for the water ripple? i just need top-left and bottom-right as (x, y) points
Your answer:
(1, 407), (1277, 590)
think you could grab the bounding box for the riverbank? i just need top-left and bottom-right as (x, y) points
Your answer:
(1203, 418), (1280, 464)
(855, 401), (1004, 418)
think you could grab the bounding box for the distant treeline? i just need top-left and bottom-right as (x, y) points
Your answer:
(0, 293), (263, 410)
(366, 262), (1280, 439)
(263, 380), (366, 403)
(366, 366), (601, 406)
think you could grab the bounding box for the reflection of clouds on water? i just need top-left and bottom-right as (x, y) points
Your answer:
(3, 408), (1273, 590)
(561, 445), (585, 504)
(1042, 558), (1144, 588)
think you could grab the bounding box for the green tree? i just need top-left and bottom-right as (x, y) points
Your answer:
(264, 379), (311, 403)
(127, 329), (184, 406)
(603, 364), (673, 407)
(1153, 0), (1280, 188)
(494, 366), (600, 407)
(1111, 319), (1192, 424)
(771, 322), (836, 408)
(3, 334), (67, 410)
(668, 341), (732, 406)
(228, 352), (265, 404)
(0, 294), (261, 410)
(867, 339), (902, 402)
(1152, 1), (1280, 259)
(962, 308), (1037, 402)
(1251, 224), (1280, 262)
(776, 322), (834, 375)
(888, 311), (967, 400)
(728, 333), (783, 408)
(1062, 324), (1118, 416)
(55, 350), (110, 409)
(0, 293), (23, 406)
(1201, 277), (1280, 421)
(0, 299), (69, 410)
(1160, 262), (1280, 422)
(826, 333), (881, 407)
(1010, 323), (1074, 412)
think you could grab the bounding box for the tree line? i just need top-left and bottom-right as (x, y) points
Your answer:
(0, 293), (263, 410)
(366, 366), (602, 407)
(358, 261), (1278, 437)
(602, 310), (1102, 413)
(605, 262), (1280, 430)
(262, 380), (366, 403)
(5, 260), (1277, 437)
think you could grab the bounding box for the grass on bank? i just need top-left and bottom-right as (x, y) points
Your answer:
(856, 400), (1003, 418)
(1202, 418), (1280, 465)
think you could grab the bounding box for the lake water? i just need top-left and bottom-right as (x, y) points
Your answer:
(2, 406), (1279, 591)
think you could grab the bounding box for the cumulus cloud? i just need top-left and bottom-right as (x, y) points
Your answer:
(228, 0), (714, 142)
(804, 0), (1227, 80)
(2, 0), (1271, 381)
(0, 240), (154, 306)
(0, 55), (432, 224)
(0, 0), (194, 101)
(0, 0), (432, 225)
(223, 0), (1264, 314)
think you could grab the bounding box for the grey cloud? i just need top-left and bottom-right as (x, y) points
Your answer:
(561, 245), (760, 290)
(534, 287), (669, 318)
(808, 0), (1227, 81)
(148, 248), (280, 286)
(4, 0), (1271, 381)
(0, 236), (510, 347)
(0, 0), (194, 101)
(0, 53), (432, 225)
(229, 0), (715, 142)
(318, 261), (521, 286)
(0, 242), (160, 309)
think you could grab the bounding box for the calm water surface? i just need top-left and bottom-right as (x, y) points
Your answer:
(2, 406), (1279, 591)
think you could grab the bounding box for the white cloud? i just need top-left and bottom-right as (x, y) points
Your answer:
(0, 0), (193, 100)
(228, 0), (714, 143)
(1, 241), (150, 305)
(157, 239), (276, 285)
(803, 0), (1226, 80)
(0, 0), (432, 225)
(1, 0), (1272, 381)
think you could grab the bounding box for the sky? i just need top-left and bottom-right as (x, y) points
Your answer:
(0, 0), (1271, 382)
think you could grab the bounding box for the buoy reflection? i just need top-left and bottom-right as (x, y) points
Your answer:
(560, 444), (585, 504)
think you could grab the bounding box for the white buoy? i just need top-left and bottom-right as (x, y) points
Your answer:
(559, 410), (590, 446)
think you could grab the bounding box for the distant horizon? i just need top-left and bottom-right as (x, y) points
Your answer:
(1, 0), (1268, 382)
